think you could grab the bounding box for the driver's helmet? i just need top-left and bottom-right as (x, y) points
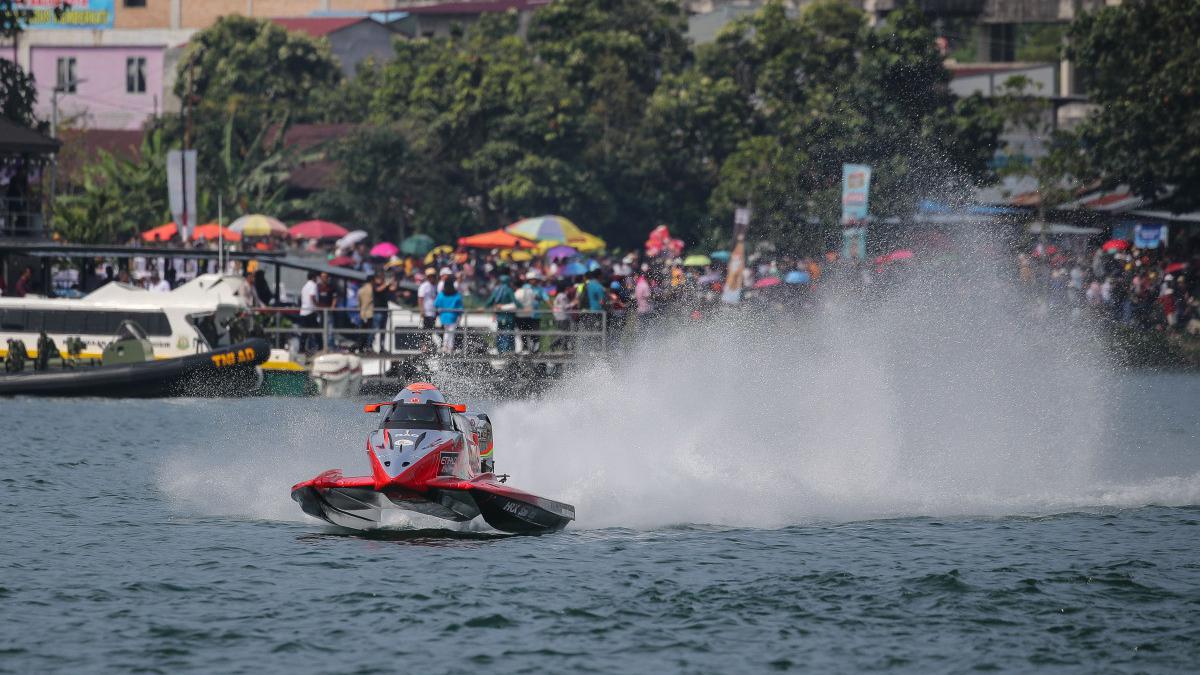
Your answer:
(393, 382), (446, 406)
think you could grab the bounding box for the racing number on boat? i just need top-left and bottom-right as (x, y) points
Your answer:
(210, 347), (256, 368)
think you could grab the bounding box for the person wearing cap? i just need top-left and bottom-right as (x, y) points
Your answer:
(514, 272), (549, 353)
(486, 274), (517, 353)
(418, 267), (438, 351)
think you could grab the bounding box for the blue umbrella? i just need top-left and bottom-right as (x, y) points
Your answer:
(785, 270), (811, 284)
(710, 250), (731, 262)
(561, 261), (588, 277)
(586, 259), (601, 271)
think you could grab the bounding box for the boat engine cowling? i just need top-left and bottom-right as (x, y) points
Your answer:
(463, 413), (494, 472)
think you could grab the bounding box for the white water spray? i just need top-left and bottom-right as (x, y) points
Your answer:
(159, 245), (1200, 529)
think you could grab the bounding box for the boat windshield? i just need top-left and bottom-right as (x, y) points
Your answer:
(382, 404), (453, 431)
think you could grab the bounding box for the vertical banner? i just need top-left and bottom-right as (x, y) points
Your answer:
(841, 164), (871, 225)
(841, 163), (871, 260)
(722, 207), (751, 304)
(167, 150), (197, 242)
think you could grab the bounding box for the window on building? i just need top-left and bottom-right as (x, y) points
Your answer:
(56, 57), (77, 93)
(126, 57), (147, 94)
(124, 0), (147, 7)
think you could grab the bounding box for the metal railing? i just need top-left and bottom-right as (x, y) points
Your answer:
(247, 305), (609, 359)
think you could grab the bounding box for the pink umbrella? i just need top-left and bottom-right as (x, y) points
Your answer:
(885, 249), (914, 262)
(753, 277), (781, 289)
(369, 242), (399, 258)
(290, 219), (348, 240)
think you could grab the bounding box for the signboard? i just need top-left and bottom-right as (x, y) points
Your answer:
(722, 206), (750, 305)
(167, 150), (197, 241)
(16, 0), (114, 30)
(1133, 223), (1168, 249)
(841, 163), (871, 225)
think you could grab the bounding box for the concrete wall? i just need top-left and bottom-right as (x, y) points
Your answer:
(29, 44), (167, 130)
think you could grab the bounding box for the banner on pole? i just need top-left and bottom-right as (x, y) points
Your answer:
(723, 206), (750, 304)
(841, 163), (871, 225)
(842, 227), (867, 260)
(167, 150), (197, 241)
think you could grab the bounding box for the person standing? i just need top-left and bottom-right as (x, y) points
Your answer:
(418, 267), (438, 351)
(434, 278), (464, 354)
(357, 273), (376, 351)
(514, 274), (538, 353)
(635, 270), (652, 335)
(11, 267), (33, 297)
(373, 272), (397, 353)
(299, 271), (321, 353)
(486, 275), (517, 353)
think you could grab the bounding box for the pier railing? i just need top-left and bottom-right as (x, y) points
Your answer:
(247, 305), (608, 359)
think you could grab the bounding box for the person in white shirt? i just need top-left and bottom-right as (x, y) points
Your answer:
(417, 267), (438, 351)
(299, 272), (321, 352)
(149, 273), (171, 293)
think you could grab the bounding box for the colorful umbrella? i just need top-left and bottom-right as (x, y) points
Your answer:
(784, 270), (811, 284)
(289, 220), (347, 240)
(424, 245), (455, 263)
(141, 222), (178, 242)
(369, 242), (400, 258)
(753, 277), (781, 289)
(710, 250), (731, 262)
(544, 245), (578, 260)
(683, 254), (712, 267)
(191, 223), (241, 242)
(506, 215), (584, 243)
(401, 233), (435, 256)
(229, 214), (287, 237)
(336, 230), (369, 249)
(328, 255), (355, 267)
(458, 229), (537, 250)
(1102, 239), (1130, 252)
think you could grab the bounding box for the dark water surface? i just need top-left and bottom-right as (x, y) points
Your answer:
(2, 374), (1199, 673)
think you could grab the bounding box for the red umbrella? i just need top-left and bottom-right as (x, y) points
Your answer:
(290, 220), (348, 240)
(141, 222), (178, 242)
(753, 277), (781, 289)
(191, 223), (241, 242)
(328, 256), (355, 267)
(1102, 239), (1130, 252)
(1165, 262), (1187, 273)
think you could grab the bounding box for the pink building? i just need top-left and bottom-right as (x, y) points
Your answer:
(27, 45), (167, 131)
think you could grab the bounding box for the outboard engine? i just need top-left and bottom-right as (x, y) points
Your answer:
(464, 413), (494, 473)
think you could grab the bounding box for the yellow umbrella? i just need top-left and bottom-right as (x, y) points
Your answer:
(500, 249), (534, 262)
(229, 214), (287, 237)
(571, 232), (606, 253)
(423, 245), (454, 264)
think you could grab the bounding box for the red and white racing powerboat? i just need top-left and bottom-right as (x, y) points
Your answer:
(291, 383), (575, 534)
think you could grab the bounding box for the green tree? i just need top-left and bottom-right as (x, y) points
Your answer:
(174, 15), (342, 121)
(1067, 0), (1200, 211)
(701, 0), (1002, 251)
(0, 59), (38, 128)
(305, 124), (472, 243)
(54, 129), (171, 243)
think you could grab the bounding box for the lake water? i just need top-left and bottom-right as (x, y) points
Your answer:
(2, 371), (1198, 673)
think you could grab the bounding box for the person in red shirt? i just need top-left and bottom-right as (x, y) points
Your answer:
(12, 267), (33, 297)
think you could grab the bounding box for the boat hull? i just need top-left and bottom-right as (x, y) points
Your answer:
(0, 338), (270, 397)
